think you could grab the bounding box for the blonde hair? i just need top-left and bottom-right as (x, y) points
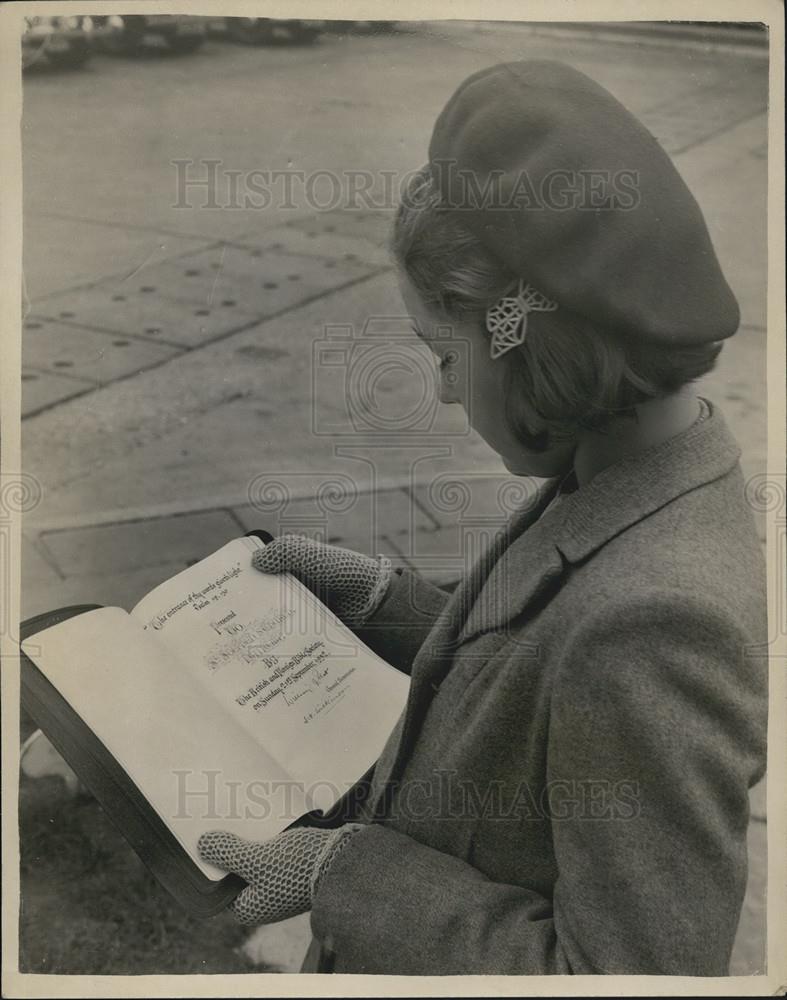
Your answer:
(393, 167), (722, 449)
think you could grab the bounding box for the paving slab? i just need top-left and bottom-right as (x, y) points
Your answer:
(30, 283), (262, 350)
(38, 509), (242, 578)
(233, 223), (393, 269)
(21, 367), (94, 418)
(20, 559), (201, 622)
(386, 524), (498, 587)
(419, 22), (768, 133)
(26, 240), (384, 365)
(22, 43), (339, 244)
(285, 207), (395, 247)
(21, 272), (502, 526)
(640, 75), (767, 155)
(21, 534), (62, 586)
(403, 475), (539, 574)
(233, 484), (434, 555)
(22, 317), (183, 388)
(22, 214), (207, 301)
(676, 113), (768, 332)
(412, 475), (542, 528)
(136, 243), (380, 311)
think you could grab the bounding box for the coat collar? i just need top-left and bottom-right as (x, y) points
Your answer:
(370, 475), (564, 817)
(457, 400), (741, 644)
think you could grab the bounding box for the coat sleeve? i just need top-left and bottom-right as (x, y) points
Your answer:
(354, 568), (451, 676)
(310, 592), (768, 974)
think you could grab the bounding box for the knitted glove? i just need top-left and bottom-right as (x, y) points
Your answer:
(198, 824), (363, 926)
(252, 534), (393, 628)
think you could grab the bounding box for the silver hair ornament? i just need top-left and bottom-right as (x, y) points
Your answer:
(486, 279), (558, 359)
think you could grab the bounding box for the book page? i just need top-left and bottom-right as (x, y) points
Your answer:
(21, 607), (307, 881)
(130, 537), (410, 815)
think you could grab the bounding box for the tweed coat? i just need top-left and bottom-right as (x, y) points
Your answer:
(306, 401), (768, 976)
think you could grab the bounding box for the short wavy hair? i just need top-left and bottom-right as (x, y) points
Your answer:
(392, 167), (722, 451)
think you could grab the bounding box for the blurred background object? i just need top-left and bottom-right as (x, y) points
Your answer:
(22, 14), (97, 70)
(322, 20), (399, 35)
(93, 13), (206, 56)
(215, 17), (324, 45)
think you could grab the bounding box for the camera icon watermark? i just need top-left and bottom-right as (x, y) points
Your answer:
(311, 315), (471, 439)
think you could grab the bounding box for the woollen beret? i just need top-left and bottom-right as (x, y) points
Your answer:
(428, 60), (739, 345)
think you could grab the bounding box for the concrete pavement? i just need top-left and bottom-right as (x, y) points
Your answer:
(21, 22), (769, 530)
(18, 22), (770, 975)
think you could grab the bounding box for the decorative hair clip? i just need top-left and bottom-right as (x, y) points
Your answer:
(486, 279), (558, 359)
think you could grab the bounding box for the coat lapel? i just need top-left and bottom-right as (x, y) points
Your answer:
(370, 478), (560, 815)
(370, 400), (741, 816)
(556, 401), (740, 563)
(456, 510), (567, 646)
(419, 475), (562, 671)
(457, 399), (741, 644)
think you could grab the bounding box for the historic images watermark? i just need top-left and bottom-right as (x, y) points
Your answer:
(1, 473), (43, 650)
(744, 471), (787, 657)
(239, 309), (548, 649)
(309, 315), (470, 438)
(171, 769), (641, 825)
(240, 310), (537, 645)
(171, 160), (641, 213)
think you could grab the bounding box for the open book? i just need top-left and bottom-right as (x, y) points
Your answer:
(20, 532), (409, 915)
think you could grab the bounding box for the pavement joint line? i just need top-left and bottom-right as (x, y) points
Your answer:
(21, 351), (185, 422)
(26, 208), (392, 306)
(670, 107), (768, 158)
(387, 27), (768, 156)
(227, 235), (392, 264)
(22, 381), (99, 422)
(35, 506), (242, 539)
(21, 363), (100, 386)
(226, 505), (251, 535)
(408, 485), (445, 531)
(35, 532), (221, 581)
(22, 474), (512, 537)
(26, 313), (218, 352)
(644, 83), (766, 121)
(204, 243), (391, 272)
(26, 237), (244, 305)
(26, 535), (67, 582)
(21, 265), (393, 421)
(27, 209), (222, 244)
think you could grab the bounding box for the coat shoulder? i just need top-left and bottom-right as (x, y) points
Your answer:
(569, 463), (766, 642)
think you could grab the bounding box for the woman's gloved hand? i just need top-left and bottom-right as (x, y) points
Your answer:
(198, 824), (363, 926)
(251, 534), (393, 628)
